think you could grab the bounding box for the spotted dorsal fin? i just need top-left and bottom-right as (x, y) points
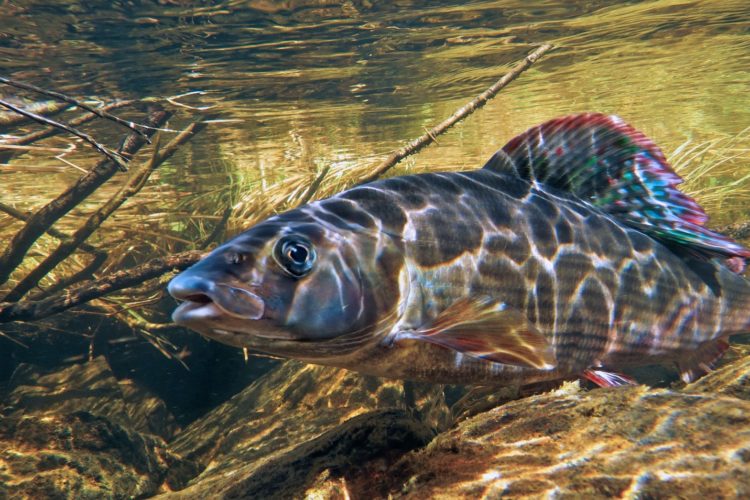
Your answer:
(483, 113), (750, 267)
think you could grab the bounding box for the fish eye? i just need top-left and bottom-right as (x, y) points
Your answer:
(274, 236), (316, 277)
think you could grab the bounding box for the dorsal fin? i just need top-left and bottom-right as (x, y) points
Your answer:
(484, 113), (750, 266)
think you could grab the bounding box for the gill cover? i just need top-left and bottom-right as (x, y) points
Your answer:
(275, 231), (369, 339)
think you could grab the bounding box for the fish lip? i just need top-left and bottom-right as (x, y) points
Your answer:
(172, 301), (224, 325)
(172, 284), (265, 322)
(171, 287), (264, 323)
(171, 299), (297, 341)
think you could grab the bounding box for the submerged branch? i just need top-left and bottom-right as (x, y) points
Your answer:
(3, 119), (207, 301)
(30, 251), (109, 300)
(0, 202), (109, 300)
(0, 101), (133, 155)
(0, 98), (130, 171)
(0, 76), (151, 141)
(0, 46), (555, 325)
(359, 43), (554, 184)
(0, 202), (102, 256)
(0, 100), (70, 129)
(0, 250), (203, 323)
(0, 106), (170, 288)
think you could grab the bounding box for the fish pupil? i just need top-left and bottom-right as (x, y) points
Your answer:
(286, 244), (308, 264)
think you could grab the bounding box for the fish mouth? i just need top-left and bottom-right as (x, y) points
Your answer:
(172, 299), (299, 343)
(169, 276), (301, 341)
(170, 279), (265, 324)
(172, 300), (229, 325)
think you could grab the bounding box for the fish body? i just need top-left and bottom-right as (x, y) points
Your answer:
(169, 114), (750, 386)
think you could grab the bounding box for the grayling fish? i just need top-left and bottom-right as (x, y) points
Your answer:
(168, 113), (750, 387)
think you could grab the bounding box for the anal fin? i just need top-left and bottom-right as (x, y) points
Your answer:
(677, 338), (730, 383)
(393, 297), (556, 370)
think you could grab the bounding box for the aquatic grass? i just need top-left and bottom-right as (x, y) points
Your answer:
(672, 128), (750, 225)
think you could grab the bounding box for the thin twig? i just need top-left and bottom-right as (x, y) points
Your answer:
(3, 119), (205, 301)
(0, 106), (170, 287)
(0, 250), (204, 322)
(0, 76), (151, 141)
(298, 166), (330, 205)
(0, 98), (130, 171)
(0, 201), (105, 257)
(166, 90), (216, 111)
(1, 100), (133, 149)
(0, 100), (70, 128)
(359, 43), (554, 184)
(199, 206), (233, 249)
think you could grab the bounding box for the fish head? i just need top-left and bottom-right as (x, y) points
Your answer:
(168, 208), (405, 358)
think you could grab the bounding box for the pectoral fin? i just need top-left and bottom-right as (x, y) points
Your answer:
(582, 369), (637, 388)
(394, 297), (556, 370)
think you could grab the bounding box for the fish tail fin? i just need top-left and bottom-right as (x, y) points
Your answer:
(483, 113), (750, 268)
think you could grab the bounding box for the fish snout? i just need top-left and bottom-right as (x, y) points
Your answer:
(168, 272), (265, 323)
(168, 273), (216, 302)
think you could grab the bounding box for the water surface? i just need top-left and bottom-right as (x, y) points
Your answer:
(2, 0), (749, 236)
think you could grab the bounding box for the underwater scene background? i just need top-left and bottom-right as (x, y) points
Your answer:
(1, 1), (750, 497)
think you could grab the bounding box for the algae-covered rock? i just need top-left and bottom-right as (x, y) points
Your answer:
(6, 348), (750, 498)
(347, 381), (750, 498)
(219, 409), (433, 499)
(5, 356), (178, 439)
(161, 360), (450, 497)
(0, 411), (198, 499)
(0, 357), (196, 498)
(684, 344), (750, 401)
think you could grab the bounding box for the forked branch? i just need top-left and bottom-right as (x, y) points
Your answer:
(3, 119), (207, 301)
(0, 106), (170, 287)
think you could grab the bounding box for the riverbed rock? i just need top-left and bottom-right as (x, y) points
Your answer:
(335, 359), (750, 498)
(6, 349), (750, 498)
(684, 344), (750, 401)
(5, 356), (177, 439)
(0, 411), (197, 499)
(161, 360), (450, 497)
(0, 357), (197, 498)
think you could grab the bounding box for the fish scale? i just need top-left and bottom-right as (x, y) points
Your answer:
(168, 113), (750, 387)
